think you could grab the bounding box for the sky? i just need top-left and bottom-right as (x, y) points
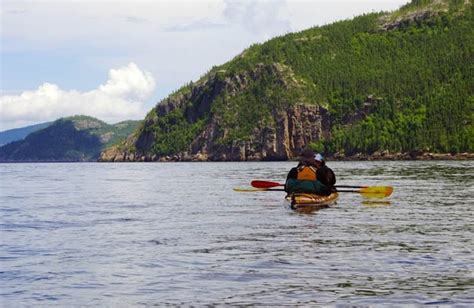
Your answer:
(0, 0), (410, 131)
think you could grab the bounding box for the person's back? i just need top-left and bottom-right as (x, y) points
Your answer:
(316, 164), (336, 191)
(313, 153), (336, 195)
(285, 149), (334, 195)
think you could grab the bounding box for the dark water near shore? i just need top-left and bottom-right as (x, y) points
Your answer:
(1, 161), (473, 306)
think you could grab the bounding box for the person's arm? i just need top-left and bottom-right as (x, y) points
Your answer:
(317, 166), (335, 186)
(329, 168), (336, 186)
(286, 167), (298, 180)
(285, 167), (298, 193)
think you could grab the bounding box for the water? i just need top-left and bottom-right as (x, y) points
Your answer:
(1, 161), (473, 306)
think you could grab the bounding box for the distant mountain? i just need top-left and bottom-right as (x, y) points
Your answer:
(101, 0), (473, 162)
(0, 122), (52, 146)
(0, 116), (141, 162)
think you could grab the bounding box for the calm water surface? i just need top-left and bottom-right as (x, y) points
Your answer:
(1, 161), (473, 306)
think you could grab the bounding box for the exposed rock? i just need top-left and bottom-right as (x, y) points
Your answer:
(341, 95), (382, 126)
(380, 10), (440, 31)
(191, 103), (328, 161)
(73, 118), (105, 130)
(99, 132), (113, 144)
(379, 1), (449, 32)
(333, 151), (474, 161)
(99, 145), (122, 162)
(103, 62), (331, 162)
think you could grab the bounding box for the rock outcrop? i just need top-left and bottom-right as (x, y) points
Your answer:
(100, 64), (331, 162)
(188, 103), (329, 161)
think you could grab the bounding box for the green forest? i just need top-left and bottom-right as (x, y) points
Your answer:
(134, 0), (472, 158)
(215, 0), (473, 155)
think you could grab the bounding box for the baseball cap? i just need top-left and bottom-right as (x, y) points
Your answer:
(314, 153), (324, 162)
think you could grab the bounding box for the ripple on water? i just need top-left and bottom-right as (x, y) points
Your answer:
(0, 161), (473, 305)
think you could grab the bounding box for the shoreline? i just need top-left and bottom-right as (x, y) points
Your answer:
(1, 152), (473, 163)
(329, 151), (474, 161)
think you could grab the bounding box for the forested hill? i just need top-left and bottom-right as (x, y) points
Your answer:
(101, 0), (473, 162)
(0, 116), (140, 162)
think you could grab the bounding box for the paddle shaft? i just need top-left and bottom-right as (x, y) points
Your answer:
(236, 187), (380, 193)
(251, 180), (368, 189)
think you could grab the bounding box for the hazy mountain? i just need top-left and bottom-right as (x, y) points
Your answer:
(0, 122), (52, 146)
(0, 116), (141, 162)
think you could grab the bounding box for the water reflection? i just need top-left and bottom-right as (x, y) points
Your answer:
(291, 204), (330, 215)
(361, 200), (392, 207)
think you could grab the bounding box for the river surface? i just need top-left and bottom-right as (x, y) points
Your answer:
(1, 161), (473, 306)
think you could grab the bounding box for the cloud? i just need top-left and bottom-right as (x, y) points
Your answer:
(163, 0), (291, 37)
(223, 0), (292, 39)
(99, 63), (155, 100)
(0, 63), (155, 131)
(164, 19), (227, 32)
(121, 15), (147, 24)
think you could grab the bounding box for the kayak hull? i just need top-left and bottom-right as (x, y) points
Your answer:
(285, 192), (339, 209)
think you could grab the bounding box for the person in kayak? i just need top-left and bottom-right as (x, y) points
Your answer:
(313, 153), (336, 192)
(284, 149), (336, 196)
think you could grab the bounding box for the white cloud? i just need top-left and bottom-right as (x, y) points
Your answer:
(1, 0), (411, 131)
(99, 63), (155, 100)
(0, 63), (155, 131)
(223, 0), (292, 38)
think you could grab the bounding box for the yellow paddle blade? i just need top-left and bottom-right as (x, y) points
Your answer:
(233, 187), (267, 192)
(359, 186), (393, 198)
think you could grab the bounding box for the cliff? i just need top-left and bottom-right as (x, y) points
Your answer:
(101, 0), (473, 162)
(101, 63), (332, 161)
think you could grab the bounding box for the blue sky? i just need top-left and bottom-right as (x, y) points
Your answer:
(0, 0), (409, 131)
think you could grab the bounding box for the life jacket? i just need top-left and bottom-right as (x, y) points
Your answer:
(296, 165), (317, 181)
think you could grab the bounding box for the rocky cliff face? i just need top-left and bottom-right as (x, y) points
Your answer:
(188, 103), (330, 161)
(100, 64), (331, 162)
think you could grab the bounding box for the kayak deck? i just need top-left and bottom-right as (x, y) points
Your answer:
(285, 192), (339, 209)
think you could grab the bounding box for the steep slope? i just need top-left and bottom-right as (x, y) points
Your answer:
(0, 116), (140, 162)
(101, 0), (473, 162)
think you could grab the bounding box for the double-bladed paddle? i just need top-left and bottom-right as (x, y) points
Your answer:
(249, 180), (393, 198)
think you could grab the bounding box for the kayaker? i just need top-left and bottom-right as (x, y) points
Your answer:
(284, 149), (336, 196)
(313, 153), (336, 193)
